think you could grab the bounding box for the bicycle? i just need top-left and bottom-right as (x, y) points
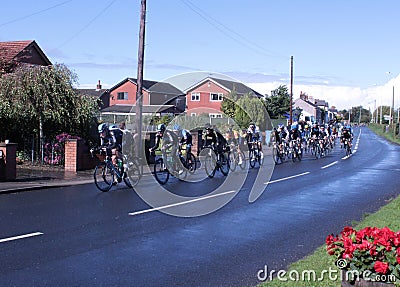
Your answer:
(272, 141), (285, 164)
(343, 139), (352, 156)
(228, 143), (246, 171)
(91, 147), (140, 192)
(179, 144), (197, 174)
(289, 139), (303, 162)
(248, 141), (264, 168)
(201, 145), (230, 178)
(153, 149), (188, 185)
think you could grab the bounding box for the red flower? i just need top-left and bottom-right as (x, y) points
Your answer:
(374, 261), (389, 274)
(341, 226), (356, 237)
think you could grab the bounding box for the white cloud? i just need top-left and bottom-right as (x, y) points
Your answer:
(247, 73), (400, 111)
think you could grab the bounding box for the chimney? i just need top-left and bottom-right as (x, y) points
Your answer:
(96, 80), (102, 91)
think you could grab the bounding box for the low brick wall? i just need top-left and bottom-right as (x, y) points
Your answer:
(64, 139), (97, 172)
(0, 143), (17, 181)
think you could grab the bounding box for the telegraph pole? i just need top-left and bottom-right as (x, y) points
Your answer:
(135, 0), (146, 162)
(289, 56), (293, 125)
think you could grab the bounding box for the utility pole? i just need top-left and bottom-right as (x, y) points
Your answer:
(135, 0), (146, 163)
(374, 99), (377, 123)
(392, 85), (396, 137)
(289, 56), (293, 125)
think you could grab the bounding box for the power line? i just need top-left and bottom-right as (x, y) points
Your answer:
(55, 0), (118, 50)
(180, 0), (287, 60)
(0, 0), (74, 29)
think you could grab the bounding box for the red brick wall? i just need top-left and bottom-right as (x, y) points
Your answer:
(0, 143), (17, 181)
(65, 139), (97, 172)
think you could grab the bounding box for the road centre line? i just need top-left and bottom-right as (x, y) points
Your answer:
(0, 232), (43, 243)
(321, 161), (338, 169)
(129, 190), (236, 216)
(266, 172), (310, 185)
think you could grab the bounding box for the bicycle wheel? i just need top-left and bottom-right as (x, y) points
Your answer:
(228, 151), (236, 172)
(204, 151), (217, 178)
(124, 160), (141, 187)
(186, 153), (197, 174)
(249, 150), (256, 168)
(297, 147), (303, 161)
(154, 158), (169, 185)
(273, 147), (280, 164)
(219, 153), (230, 176)
(258, 150), (264, 166)
(238, 150), (246, 170)
(94, 162), (113, 192)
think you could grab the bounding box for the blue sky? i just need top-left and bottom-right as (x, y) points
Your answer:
(1, 0), (400, 110)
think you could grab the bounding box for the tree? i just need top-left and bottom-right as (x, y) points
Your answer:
(264, 85), (291, 119)
(220, 88), (238, 119)
(0, 63), (99, 152)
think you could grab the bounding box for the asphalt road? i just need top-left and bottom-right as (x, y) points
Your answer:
(1, 127), (399, 287)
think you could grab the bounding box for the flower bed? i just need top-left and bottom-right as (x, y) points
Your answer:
(326, 226), (400, 285)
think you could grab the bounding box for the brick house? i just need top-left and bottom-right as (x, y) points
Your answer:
(185, 77), (263, 118)
(99, 78), (186, 122)
(0, 40), (51, 72)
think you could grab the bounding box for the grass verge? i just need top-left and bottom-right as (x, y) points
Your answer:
(259, 196), (400, 287)
(368, 123), (400, 145)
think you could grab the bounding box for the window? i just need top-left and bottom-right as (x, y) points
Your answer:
(210, 93), (223, 101)
(191, 92), (200, 101)
(117, 92), (128, 100)
(191, 113), (196, 117)
(209, 113), (222, 118)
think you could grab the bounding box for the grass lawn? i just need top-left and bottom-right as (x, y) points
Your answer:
(259, 126), (400, 287)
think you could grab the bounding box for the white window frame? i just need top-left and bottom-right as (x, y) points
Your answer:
(209, 113), (223, 118)
(117, 92), (128, 100)
(210, 92), (223, 101)
(191, 92), (200, 101)
(191, 113), (197, 117)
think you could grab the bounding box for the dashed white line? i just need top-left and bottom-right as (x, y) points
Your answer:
(321, 161), (338, 169)
(266, 172), (310, 184)
(129, 190), (236, 216)
(0, 232), (43, 243)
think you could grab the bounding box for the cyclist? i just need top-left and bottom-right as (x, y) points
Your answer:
(289, 124), (302, 141)
(97, 123), (123, 184)
(202, 124), (217, 149)
(150, 123), (179, 155)
(340, 126), (352, 152)
(179, 127), (193, 160)
(246, 123), (262, 155)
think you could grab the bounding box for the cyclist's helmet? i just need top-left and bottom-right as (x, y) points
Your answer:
(98, 123), (108, 134)
(249, 123), (256, 130)
(291, 124), (298, 130)
(157, 123), (166, 132)
(109, 124), (118, 131)
(172, 124), (181, 132)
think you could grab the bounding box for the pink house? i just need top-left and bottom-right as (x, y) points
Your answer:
(185, 77), (263, 118)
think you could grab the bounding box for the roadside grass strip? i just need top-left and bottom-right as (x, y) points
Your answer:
(259, 189), (400, 286)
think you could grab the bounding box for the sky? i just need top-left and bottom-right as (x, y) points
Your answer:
(1, 0), (400, 111)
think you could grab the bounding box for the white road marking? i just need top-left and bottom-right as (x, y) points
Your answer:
(0, 232), (43, 243)
(129, 190), (236, 216)
(265, 172), (310, 184)
(321, 161), (338, 169)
